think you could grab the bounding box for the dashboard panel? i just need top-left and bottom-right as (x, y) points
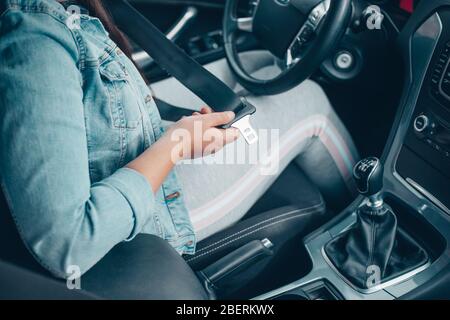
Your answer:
(379, 1), (450, 298)
(395, 7), (450, 214)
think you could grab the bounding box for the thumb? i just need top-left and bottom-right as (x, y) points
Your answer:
(203, 111), (235, 127)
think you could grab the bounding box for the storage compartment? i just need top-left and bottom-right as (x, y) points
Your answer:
(271, 280), (342, 300)
(396, 146), (450, 212)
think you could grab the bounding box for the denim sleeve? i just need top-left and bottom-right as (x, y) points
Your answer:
(0, 10), (155, 278)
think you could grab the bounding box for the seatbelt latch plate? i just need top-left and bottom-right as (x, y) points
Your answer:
(231, 115), (258, 145)
(221, 98), (258, 145)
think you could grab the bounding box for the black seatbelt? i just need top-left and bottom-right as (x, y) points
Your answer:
(104, 0), (257, 144)
(153, 98), (196, 122)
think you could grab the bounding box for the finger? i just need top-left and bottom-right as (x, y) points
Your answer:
(208, 128), (239, 154)
(202, 128), (225, 156)
(202, 127), (239, 156)
(192, 112), (201, 116)
(203, 111), (235, 127)
(200, 106), (213, 114)
(204, 127), (239, 145)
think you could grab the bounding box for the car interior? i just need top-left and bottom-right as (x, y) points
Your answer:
(1, 0), (450, 300)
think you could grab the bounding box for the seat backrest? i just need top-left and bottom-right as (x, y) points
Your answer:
(0, 190), (47, 275)
(0, 192), (87, 300)
(0, 2), (49, 275)
(0, 259), (97, 299)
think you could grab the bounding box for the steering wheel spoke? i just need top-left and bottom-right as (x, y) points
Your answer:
(236, 17), (254, 32)
(285, 0), (330, 67)
(229, 0), (258, 33)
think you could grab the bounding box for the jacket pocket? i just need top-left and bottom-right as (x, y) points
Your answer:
(99, 59), (141, 129)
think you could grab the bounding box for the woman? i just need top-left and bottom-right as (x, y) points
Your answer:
(0, 0), (359, 278)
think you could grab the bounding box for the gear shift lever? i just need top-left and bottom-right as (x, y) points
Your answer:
(325, 157), (398, 289)
(325, 157), (429, 290)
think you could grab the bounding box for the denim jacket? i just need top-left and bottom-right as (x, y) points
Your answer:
(0, 0), (195, 278)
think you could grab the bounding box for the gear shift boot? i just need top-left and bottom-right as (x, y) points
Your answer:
(324, 209), (428, 290)
(324, 157), (429, 290)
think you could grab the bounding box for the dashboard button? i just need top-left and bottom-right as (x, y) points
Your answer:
(414, 115), (430, 133)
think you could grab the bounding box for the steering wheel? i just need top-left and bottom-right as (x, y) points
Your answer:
(223, 0), (352, 95)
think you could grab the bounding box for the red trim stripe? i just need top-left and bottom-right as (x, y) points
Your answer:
(399, 0), (414, 13)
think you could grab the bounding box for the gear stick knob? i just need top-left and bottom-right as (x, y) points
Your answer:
(353, 157), (383, 196)
(353, 157), (384, 209)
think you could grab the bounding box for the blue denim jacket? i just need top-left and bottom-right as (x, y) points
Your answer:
(0, 0), (195, 278)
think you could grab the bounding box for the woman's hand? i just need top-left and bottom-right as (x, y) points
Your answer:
(164, 107), (240, 162)
(126, 107), (239, 193)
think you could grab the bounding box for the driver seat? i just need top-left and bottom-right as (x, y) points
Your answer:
(0, 163), (327, 299)
(0, 1), (328, 299)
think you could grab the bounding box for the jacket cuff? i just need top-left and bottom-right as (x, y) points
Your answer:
(104, 167), (155, 240)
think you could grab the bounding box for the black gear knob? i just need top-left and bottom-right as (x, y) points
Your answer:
(353, 157), (383, 196)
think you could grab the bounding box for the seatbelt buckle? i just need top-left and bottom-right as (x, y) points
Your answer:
(221, 98), (258, 145)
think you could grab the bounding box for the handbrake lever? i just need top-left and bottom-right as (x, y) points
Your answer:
(197, 239), (274, 299)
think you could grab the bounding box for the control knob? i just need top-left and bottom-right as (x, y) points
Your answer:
(414, 114), (430, 134)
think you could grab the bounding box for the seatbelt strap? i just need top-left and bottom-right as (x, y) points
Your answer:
(104, 0), (257, 144)
(154, 98), (196, 122)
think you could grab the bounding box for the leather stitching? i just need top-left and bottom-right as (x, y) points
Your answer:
(186, 203), (325, 263)
(187, 213), (321, 262)
(194, 202), (324, 255)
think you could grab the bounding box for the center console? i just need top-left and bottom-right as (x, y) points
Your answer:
(255, 3), (450, 300)
(396, 9), (450, 213)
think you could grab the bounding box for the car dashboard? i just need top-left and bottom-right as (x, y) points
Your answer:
(255, 0), (450, 300)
